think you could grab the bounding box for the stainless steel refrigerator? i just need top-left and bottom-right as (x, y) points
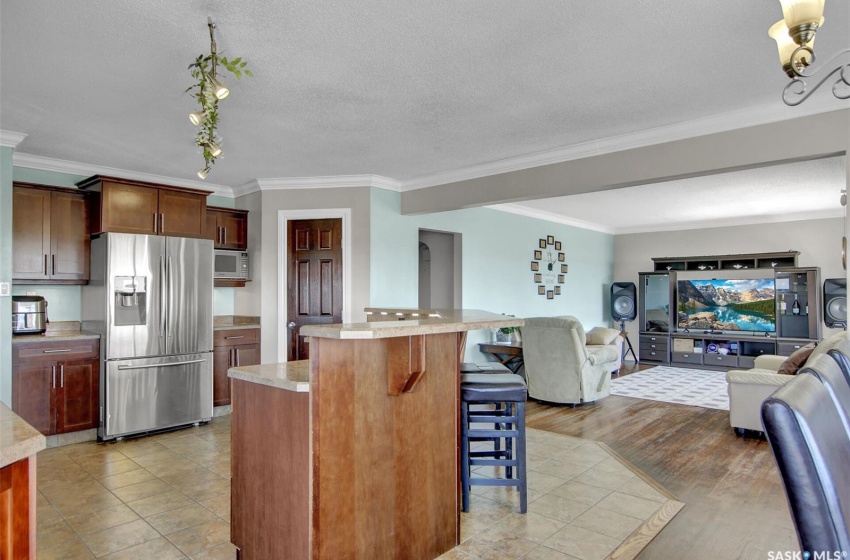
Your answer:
(82, 233), (214, 441)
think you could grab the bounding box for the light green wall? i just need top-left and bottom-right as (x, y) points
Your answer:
(207, 195), (235, 209)
(1, 149), (13, 406)
(370, 188), (615, 363)
(13, 167), (85, 188)
(11, 286), (81, 321)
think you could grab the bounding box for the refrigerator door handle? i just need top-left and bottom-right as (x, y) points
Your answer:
(160, 255), (167, 339)
(117, 358), (206, 371)
(167, 255), (173, 340)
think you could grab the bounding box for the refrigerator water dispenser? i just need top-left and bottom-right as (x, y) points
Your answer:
(114, 276), (147, 326)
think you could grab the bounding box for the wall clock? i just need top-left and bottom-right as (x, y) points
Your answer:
(531, 236), (567, 297)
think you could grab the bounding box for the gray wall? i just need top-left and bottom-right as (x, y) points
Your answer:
(235, 187), (372, 363)
(614, 217), (846, 355)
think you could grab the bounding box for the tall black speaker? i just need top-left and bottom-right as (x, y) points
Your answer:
(611, 282), (637, 321)
(823, 278), (847, 328)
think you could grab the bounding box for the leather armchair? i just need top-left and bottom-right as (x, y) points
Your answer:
(761, 361), (850, 554)
(521, 316), (622, 405)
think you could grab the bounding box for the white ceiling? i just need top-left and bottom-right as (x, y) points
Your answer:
(1, 1), (849, 232)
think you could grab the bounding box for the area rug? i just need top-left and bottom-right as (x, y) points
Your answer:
(611, 365), (730, 410)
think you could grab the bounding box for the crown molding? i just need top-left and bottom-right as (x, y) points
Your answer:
(613, 207), (844, 235)
(0, 130), (28, 149)
(487, 203), (615, 234)
(399, 98), (846, 191)
(255, 174), (401, 192)
(11, 152), (233, 196)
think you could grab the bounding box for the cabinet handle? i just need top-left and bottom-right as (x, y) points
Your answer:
(42, 349), (73, 353)
(52, 365), (56, 389)
(224, 335), (244, 340)
(236, 348), (240, 367)
(153, 212), (158, 233)
(230, 348), (235, 367)
(60, 364), (64, 388)
(683, 354), (689, 358)
(44, 254), (48, 276)
(160, 213), (165, 233)
(52, 254), (56, 275)
(223, 227), (227, 245)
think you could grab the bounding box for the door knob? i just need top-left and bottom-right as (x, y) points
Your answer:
(288, 322), (296, 329)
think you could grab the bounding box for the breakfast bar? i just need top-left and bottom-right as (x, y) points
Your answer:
(228, 310), (522, 559)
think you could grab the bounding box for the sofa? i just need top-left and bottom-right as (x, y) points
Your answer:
(521, 316), (623, 404)
(726, 331), (848, 434)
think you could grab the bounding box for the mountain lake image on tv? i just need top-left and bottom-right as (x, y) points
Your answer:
(677, 278), (776, 333)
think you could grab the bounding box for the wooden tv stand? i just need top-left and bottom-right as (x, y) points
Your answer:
(667, 332), (812, 370)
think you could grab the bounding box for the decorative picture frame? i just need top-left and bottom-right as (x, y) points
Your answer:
(561, 264), (568, 273)
(558, 274), (564, 283)
(538, 286), (545, 295)
(539, 239), (547, 249)
(534, 250), (542, 260)
(534, 273), (542, 283)
(558, 252), (565, 262)
(531, 261), (539, 271)
(555, 241), (561, 250)
(546, 290), (554, 299)
(555, 286), (561, 295)
(546, 235), (554, 245)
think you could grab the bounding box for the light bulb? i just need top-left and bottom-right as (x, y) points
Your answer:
(197, 166), (211, 180)
(208, 76), (230, 100)
(189, 110), (207, 126)
(205, 142), (222, 157)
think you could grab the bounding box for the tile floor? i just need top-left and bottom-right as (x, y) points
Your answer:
(35, 416), (678, 560)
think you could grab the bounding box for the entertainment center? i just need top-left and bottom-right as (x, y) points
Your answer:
(638, 251), (821, 370)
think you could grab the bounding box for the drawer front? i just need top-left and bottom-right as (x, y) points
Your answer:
(13, 339), (99, 363)
(214, 328), (260, 347)
(671, 351), (703, 365)
(777, 342), (808, 356)
(704, 353), (738, 367)
(640, 348), (667, 362)
(738, 356), (757, 369)
(640, 340), (668, 352)
(639, 335), (668, 346)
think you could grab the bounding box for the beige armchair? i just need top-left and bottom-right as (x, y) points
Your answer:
(521, 316), (623, 405)
(726, 331), (847, 434)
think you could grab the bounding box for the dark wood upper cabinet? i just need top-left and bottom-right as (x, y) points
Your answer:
(207, 206), (249, 250)
(13, 184), (90, 284)
(77, 175), (209, 239)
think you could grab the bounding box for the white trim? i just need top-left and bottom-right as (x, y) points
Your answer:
(487, 203), (616, 234)
(0, 130), (27, 148)
(612, 208), (844, 235)
(258, 174), (401, 192)
(11, 152), (234, 196)
(398, 99), (845, 191)
(277, 209), (353, 362)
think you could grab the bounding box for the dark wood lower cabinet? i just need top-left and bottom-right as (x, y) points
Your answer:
(213, 329), (261, 407)
(0, 456), (36, 560)
(11, 340), (100, 437)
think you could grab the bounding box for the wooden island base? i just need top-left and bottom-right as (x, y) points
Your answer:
(230, 333), (462, 559)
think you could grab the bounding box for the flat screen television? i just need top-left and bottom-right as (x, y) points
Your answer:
(677, 278), (776, 333)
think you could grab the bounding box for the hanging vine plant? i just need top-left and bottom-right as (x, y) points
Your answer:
(186, 18), (253, 179)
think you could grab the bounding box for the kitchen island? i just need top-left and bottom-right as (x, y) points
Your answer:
(1, 402), (47, 559)
(228, 310), (522, 560)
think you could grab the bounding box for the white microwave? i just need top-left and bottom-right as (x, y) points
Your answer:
(214, 250), (249, 279)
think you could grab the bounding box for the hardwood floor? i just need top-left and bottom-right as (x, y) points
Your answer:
(525, 364), (798, 560)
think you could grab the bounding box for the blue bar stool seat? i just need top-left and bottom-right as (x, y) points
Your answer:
(460, 373), (528, 513)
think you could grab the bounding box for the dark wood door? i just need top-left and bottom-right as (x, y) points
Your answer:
(212, 346), (233, 407)
(158, 190), (207, 239)
(49, 190), (90, 281)
(12, 187), (50, 280)
(101, 182), (160, 235)
(287, 218), (343, 361)
(11, 362), (55, 435)
(55, 359), (99, 434)
(205, 210), (219, 243)
(233, 343), (260, 368)
(218, 211), (248, 250)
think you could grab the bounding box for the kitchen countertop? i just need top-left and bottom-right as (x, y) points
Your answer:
(0, 402), (46, 468)
(12, 321), (101, 344)
(214, 315), (260, 330)
(300, 309), (523, 340)
(228, 360), (309, 392)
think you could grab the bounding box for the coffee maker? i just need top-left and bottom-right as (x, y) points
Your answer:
(12, 295), (47, 334)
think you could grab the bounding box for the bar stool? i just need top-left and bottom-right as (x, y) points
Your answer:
(461, 373), (528, 513)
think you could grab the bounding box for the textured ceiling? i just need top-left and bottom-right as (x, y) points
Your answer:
(1, 1), (849, 230)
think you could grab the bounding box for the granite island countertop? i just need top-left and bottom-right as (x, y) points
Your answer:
(1, 403), (46, 468)
(214, 315), (261, 330)
(228, 360), (309, 392)
(300, 309), (523, 340)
